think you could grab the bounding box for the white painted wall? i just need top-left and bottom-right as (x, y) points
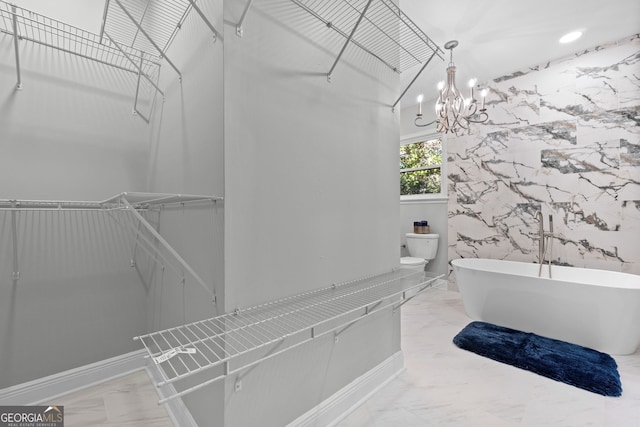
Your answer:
(222, 1), (401, 424)
(144, 1), (225, 424)
(0, 14), (150, 388)
(224, 0), (400, 308)
(0, 38), (149, 200)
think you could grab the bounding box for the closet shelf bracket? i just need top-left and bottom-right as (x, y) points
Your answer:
(326, 0), (374, 82)
(112, 0), (182, 79)
(235, 0), (255, 38)
(186, 0), (222, 42)
(392, 49), (439, 112)
(104, 32), (165, 98)
(133, 51), (151, 123)
(10, 4), (21, 90)
(119, 195), (216, 304)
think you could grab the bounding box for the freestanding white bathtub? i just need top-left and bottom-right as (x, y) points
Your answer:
(452, 258), (640, 355)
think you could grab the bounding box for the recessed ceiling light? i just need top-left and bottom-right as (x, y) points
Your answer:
(559, 31), (583, 44)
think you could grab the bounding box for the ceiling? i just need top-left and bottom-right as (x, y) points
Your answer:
(398, 0), (640, 110)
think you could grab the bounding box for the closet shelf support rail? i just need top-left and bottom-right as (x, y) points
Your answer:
(10, 204), (19, 283)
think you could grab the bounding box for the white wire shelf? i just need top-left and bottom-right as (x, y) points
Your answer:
(290, 0), (443, 74)
(0, 1), (160, 76)
(1, 192), (222, 303)
(0, 192), (221, 211)
(136, 268), (444, 403)
(100, 0), (194, 57)
(0, 0), (162, 119)
(100, 0), (222, 79)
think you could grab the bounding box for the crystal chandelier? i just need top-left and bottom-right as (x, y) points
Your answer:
(415, 40), (489, 135)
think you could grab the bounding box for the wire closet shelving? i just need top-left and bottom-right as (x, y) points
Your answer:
(0, 1), (160, 87)
(1, 192), (222, 303)
(286, 0), (444, 107)
(100, 0), (221, 79)
(2, 0), (440, 115)
(0, 0), (220, 121)
(291, 0), (442, 74)
(136, 268), (444, 403)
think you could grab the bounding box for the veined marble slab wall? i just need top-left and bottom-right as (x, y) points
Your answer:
(448, 34), (640, 285)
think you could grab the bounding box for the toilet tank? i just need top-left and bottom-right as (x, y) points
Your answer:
(406, 233), (439, 260)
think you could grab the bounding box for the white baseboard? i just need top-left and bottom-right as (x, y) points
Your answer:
(0, 350), (197, 427)
(288, 351), (405, 427)
(1, 350), (404, 427)
(0, 350), (147, 406)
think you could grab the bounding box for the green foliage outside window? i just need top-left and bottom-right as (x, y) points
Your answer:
(400, 139), (442, 195)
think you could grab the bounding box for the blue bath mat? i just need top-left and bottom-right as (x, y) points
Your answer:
(453, 321), (622, 396)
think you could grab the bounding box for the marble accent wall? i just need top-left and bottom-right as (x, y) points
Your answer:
(448, 34), (640, 285)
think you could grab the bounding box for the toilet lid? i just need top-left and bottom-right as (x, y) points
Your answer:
(400, 257), (425, 266)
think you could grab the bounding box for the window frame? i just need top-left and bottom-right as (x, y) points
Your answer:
(400, 130), (447, 202)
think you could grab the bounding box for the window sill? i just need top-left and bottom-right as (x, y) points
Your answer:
(400, 194), (449, 204)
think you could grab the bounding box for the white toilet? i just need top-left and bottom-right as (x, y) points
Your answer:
(401, 233), (439, 269)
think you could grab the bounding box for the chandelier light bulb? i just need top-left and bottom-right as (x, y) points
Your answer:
(416, 94), (424, 115)
(480, 88), (488, 110)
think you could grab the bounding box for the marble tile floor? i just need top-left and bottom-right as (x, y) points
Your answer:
(337, 288), (640, 427)
(50, 288), (640, 426)
(53, 369), (173, 427)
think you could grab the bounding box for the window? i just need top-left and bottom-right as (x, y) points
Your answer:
(400, 135), (443, 198)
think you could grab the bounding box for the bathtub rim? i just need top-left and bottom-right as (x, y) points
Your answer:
(451, 257), (640, 290)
